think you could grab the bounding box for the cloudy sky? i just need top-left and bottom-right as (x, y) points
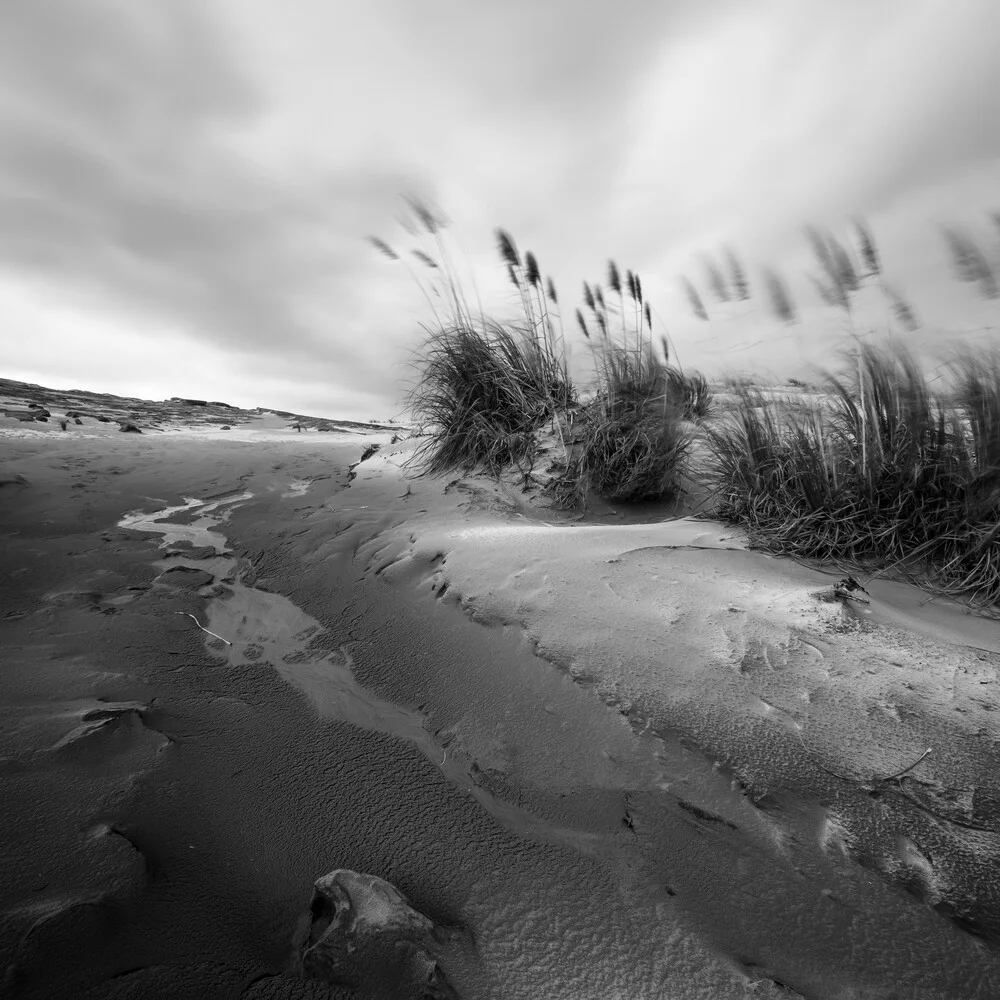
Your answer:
(1, 0), (999, 420)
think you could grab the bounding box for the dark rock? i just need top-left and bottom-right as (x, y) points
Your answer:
(0, 474), (30, 490)
(317, 425), (332, 432)
(119, 421), (142, 433)
(183, 399), (208, 406)
(74, 417), (83, 425)
(59, 419), (68, 430)
(294, 870), (460, 998)
(157, 566), (214, 589)
(97, 415), (112, 423)
(34, 416), (48, 422)
(221, 425), (231, 430)
(28, 404), (51, 416)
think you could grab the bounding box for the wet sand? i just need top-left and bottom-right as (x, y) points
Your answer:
(2, 419), (1000, 998)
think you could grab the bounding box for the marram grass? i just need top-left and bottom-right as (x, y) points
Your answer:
(374, 200), (1000, 614)
(698, 340), (1000, 613)
(404, 318), (572, 479)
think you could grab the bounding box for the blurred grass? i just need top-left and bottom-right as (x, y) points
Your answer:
(371, 201), (1000, 612)
(697, 340), (1000, 612)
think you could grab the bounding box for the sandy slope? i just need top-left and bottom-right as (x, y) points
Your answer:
(2, 416), (1000, 998)
(340, 438), (1000, 995)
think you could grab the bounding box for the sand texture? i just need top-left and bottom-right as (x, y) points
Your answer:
(3, 388), (1000, 998)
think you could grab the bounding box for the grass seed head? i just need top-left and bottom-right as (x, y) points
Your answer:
(855, 218), (881, 277)
(405, 195), (443, 235)
(608, 260), (622, 296)
(725, 246), (750, 300)
(525, 251), (541, 288)
(368, 236), (399, 260)
(682, 277), (709, 321)
(412, 249), (438, 269)
(831, 237), (861, 292)
(763, 266), (797, 324)
(886, 284), (920, 331)
(496, 229), (521, 269)
(942, 226), (999, 299)
(705, 255), (730, 303)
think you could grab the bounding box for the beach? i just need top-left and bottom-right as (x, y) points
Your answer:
(3, 406), (1000, 998)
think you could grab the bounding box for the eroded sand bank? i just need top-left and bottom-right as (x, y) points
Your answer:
(2, 423), (1000, 998)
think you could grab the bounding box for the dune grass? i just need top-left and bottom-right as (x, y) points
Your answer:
(567, 343), (695, 504)
(372, 198), (1000, 612)
(404, 318), (572, 478)
(375, 201), (710, 501)
(699, 339), (1000, 611)
(375, 202), (574, 480)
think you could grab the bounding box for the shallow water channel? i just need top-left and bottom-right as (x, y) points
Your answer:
(117, 491), (763, 857)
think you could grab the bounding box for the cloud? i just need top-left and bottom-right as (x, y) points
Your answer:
(1, 0), (999, 417)
(0, 0), (418, 384)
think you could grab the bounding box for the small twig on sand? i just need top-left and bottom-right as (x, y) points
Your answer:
(794, 726), (932, 785)
(174, 612), (232, 646)
(794, 730), (991, 831)
(879, 747), (933, 782)
(793, 728), (855, 781)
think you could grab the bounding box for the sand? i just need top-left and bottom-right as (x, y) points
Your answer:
(3, 398), (1000, 998)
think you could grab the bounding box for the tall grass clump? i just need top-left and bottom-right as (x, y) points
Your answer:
(552, 264), (713, 507)
(929, 344), (1000, 606)
(572, 342), (695, 504)
(376, 200), (720, 507)
(373, 200), (574, 480)
(701, 339), (1000, 610)
(404, 318), (572, 478)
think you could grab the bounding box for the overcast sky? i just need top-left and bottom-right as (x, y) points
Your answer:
(1, 0), (998, 420)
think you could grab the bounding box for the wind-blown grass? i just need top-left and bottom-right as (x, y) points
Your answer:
(376, 203), (709, 500)
(371, 197), (1000, 612)
(404, 318), (573, 478)
(700, 339), (1000, 611)
(570, 343), (694, 504)
(665, 366), (713, 421)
